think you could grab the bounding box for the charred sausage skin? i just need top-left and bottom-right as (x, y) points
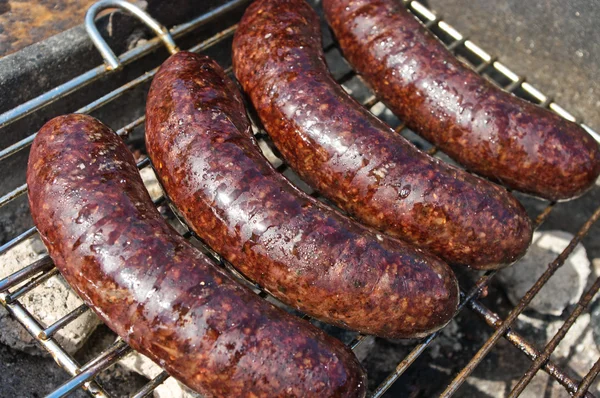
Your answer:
(27, 114), (367, 398)
(323, 0), (600, 201)
(145, 52), (458, 338)
(232, 0), (532, 269)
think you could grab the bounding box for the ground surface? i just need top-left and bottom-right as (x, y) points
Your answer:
(426, 0), (600, 132)
(0, 0), (98, 56)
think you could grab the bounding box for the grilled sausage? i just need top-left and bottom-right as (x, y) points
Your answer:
(232, 0), (533, 269)
(322, 0), (600, 201)
(27, 114), (367, 398)
(145, 51), (458, 338)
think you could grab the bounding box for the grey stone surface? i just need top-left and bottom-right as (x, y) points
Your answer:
(547, 313), (599, 377)
(0, 237), (101, 355)
(498, 230), (590, 316)
(426, 0), (600, 130)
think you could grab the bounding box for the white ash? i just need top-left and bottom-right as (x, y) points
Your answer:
(498, 230), (590, 316)
(463, 375), (508, 398)
(140, 166), (164, 201)
(547, 314), (599, 376)
(121, 353), (202, 398)
(0, 237), (101, 355)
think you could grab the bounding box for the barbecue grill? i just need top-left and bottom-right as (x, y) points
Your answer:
(1, 0), (599, 396)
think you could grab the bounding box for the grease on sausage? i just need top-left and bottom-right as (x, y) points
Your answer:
(27, 114), (367, 398)
(323, 0), (600, 201)
(145, 52), (459, 338)
(232, 0), (533, 269)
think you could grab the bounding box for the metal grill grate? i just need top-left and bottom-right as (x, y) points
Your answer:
(0, 0), (599, 396)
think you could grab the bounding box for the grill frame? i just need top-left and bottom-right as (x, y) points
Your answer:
(0, 0), (599, 396)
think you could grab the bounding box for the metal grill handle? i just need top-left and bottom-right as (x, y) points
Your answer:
(85, 0), (179, 70)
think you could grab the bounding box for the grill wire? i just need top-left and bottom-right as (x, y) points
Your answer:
(0, 0), (599, 396)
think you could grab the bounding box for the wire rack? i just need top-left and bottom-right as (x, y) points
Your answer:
(0, 0), (599, 397)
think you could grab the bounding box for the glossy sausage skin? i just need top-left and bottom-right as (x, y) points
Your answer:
(27, 114), (367, 398)
(145, 52), (458, 338)
(323, 0), (600, 201)
(232, 0), (533, 269)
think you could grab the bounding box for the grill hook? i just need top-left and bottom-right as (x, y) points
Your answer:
(85, 0), (179, 71)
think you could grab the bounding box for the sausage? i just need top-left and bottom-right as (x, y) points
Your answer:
(27, 114), (367, 398)
(232, 0), (533, 269)
(145, 51), (458, 338)
(322, 0), (600, 201)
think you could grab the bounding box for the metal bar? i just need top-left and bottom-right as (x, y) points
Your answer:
(76, 70), (158, 115)
(521, 82), (549, 106)
(468, 299), (594, 398)
(394, 123), (407, 133)
(80, 24), (236, 117)
(0, 183), (27, 208)
(371, 196), (559, 398)
(349, 335), (368, 351)
(438, 20), (463, 41)
(86, 0), (179, 70)
(582, 124), (600, 143)
(137, 156), (151, 169)
(0, 0), (248, 131)
(0, 227), (37, 256)
(2, 300), (109, 397)
(410, 2), (437, 22)
(4, 268), (59, 303)
(474, 56), (497, 74)
(0, 0), (595, 207)
(492, 61), (520, 83)
(508, 276), (600, 397)
(131, 372), (170, 398)
(81, 339), (130, 372)
(575, 359), (600, 398)
(534, 202), (556, 227)
(363, 96), (379, 109)
(0, 256), (52, 294)
(46, 339), (132, 398)
(548, 102), (577, 123)
(464, 40), (493, 63)
(117, 115), (146, 138)
(0, 67), (104, 132)
(188, 24), (238, 54)
(440, 205), (600, 397)
(447, 37), (467, 52)
(415, 1), (600, 144)
(0, 147), (151, 214)
(370, 271), (496, 398)
(371, 332), (437, 398)
(425, 17), (441, 29)
(0, 25), (237, 167)
(505, 77), (526, 93)
(39, 304), (90, 340)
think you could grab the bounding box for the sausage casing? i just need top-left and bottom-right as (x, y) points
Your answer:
(27, 114), (367, 398)
(323, 0), (600, 201)
(232, 0), (533, 269)
(145, 51), (459, 338)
